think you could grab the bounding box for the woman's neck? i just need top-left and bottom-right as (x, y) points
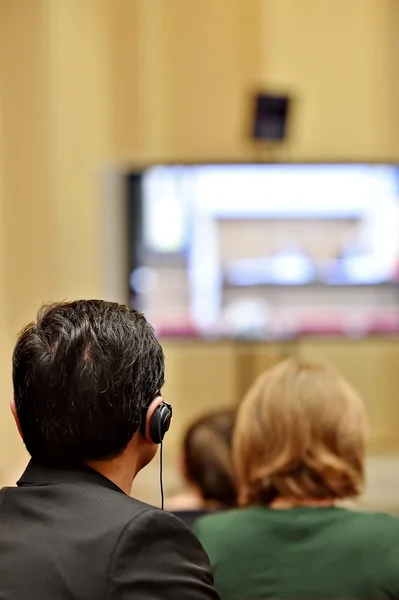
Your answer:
(270, 497), (336, 509)
(165, 485), (228, 512)
(202, 498), (227, 511)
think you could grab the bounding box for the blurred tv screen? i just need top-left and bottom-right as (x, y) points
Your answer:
(126, 163), (399, 339)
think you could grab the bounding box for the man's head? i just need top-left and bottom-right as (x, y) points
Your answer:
(12, 300), (165, 467)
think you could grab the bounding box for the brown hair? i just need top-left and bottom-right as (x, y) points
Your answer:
(234, 358), (366, 506)
(183, 409), (237, 507)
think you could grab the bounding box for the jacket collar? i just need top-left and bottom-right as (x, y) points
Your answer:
(17, 459), (125, 495)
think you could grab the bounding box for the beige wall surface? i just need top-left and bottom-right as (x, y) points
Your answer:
(1, 0), (399, 491)
(261, 0), (396, 159)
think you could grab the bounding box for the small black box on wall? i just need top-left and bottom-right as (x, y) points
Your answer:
(252, 92), (290, 141)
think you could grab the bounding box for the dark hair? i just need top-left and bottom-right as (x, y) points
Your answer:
(12, 300), (165, 465)
(183, 409), (237, 508)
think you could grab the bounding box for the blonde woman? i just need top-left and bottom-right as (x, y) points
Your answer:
(195, 358), (399, 600)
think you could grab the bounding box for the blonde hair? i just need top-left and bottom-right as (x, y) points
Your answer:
(234, 358), (366, 506)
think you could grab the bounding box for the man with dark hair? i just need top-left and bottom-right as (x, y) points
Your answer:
(0, 300), (220, 600)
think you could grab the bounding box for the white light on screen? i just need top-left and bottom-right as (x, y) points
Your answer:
(130, 267), (158, 295)
(142, 167), (185, 253)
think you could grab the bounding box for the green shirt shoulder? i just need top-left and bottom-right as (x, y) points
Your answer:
(195, 506), (399, 600)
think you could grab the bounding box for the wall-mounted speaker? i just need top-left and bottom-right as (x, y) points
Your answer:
(251, 92), (290, 142)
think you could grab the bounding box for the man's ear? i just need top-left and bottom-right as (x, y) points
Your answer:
(142, 396), (163, 443)
(10, 397), (23, 439)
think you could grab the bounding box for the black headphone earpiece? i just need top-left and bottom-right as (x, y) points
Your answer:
(140, 399), (172, 510)
(142, 401), (172, 445)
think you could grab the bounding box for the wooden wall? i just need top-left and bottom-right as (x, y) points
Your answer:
(1, 0), (399, 489)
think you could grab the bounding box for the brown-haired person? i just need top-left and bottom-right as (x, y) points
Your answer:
(167, 409), (237, 528)
(195, 358), (399, 600)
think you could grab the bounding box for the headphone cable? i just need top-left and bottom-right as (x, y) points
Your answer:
(160, 440), (164, 510)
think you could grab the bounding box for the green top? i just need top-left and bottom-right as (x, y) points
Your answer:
(195, 505), (399, 600)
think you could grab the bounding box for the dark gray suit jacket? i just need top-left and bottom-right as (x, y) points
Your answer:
(0, 461), (220, 599)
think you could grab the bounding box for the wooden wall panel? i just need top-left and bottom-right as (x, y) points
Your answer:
(1, 0), (399, 495)
(297, 339), (399, 450)
(261, 0), (395, 159)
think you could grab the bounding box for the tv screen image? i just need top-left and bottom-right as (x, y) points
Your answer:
(127, 163), (399, 339)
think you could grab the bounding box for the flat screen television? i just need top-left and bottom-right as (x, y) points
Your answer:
(126, 163), (399, 339)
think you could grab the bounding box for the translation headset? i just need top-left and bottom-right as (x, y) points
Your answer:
(140, 398), (172, 509)
(140, 399), (173, 445)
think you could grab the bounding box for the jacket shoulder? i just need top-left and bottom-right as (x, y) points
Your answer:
(85, 486), (162, 529)
(108, 507), (219, 599)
